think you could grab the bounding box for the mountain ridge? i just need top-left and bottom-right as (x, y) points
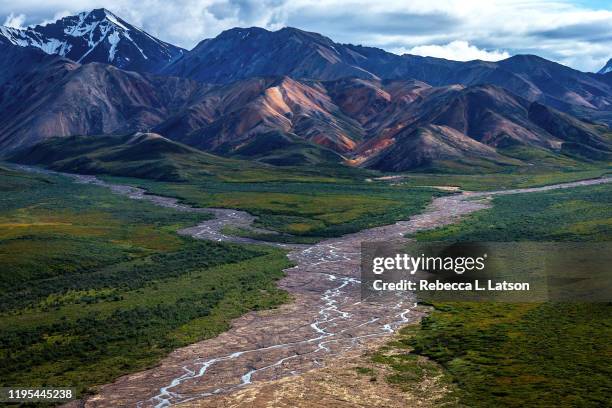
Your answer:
(163, 26), (612, 125)
(0, 48), (210, 152)
(2, 54), (608, 172)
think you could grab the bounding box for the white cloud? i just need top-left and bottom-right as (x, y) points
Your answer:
(40, 10), (73, 26)
(400, 41), (510, 62)
(3, 12), (26, 29)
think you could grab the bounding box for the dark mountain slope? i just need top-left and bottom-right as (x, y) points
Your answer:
(355, 84), (611, 171)
(163, 27), (375, 82)
(496, 55), (612, 111)
(421, 85), (557, 147)
(598, 58), (612, 74)
(363, 124), (520, 173)
(527, 102), (612, 159)
(0, 41), (71, 85)
(0, 41), (609, 173)
(151, 76), (609, 171)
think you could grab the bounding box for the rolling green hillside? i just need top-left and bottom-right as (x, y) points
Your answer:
(8, 133), (281, 182)
(7, 132), (355, 183)
(232, 130), (345, 167)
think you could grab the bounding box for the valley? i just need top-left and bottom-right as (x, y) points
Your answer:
(0, 163), (437, 400)
(9, 165), (609, 407)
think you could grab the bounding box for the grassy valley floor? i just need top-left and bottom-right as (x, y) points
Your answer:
(373, 167), (611, 191)
(0, 164), (438, 399)
(0, 167), (292, 398)
(366, 184), (612, 407)
(101, 163), (611, 244)
(101, 176), (439, 242)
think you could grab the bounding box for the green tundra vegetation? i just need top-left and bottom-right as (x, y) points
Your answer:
(9, 134), (440, 240)
(1, 145), (609, 404)
(368, 184), (612, 407)
(374, 166), (611, 191)
(112, 160), (610, 241)
(12, 134), (611, 241)
(416, 183), (611, 242)
(8, 134), (357, 184)
(104, 175), (439, 241)
(0, 166), (292, 397)
(0, 162), (438, 398)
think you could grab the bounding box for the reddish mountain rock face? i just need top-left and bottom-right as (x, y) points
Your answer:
(0, 46), (207, 152)
(361, 124), (516, 172)
(156, 77), (364, 154)
(1, 51), (607, 171)
(346, 83), (610, 171)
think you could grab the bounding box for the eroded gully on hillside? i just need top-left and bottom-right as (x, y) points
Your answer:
(31, 169), (608, 408)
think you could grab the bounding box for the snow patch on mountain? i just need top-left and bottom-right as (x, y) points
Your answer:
(107, 30), (120, 62)
(104, 12), (130, 31)
(40, 38), (69, 55)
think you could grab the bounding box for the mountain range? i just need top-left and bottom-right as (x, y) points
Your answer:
(1, 9), (611, 174)
(163, 27), (612, 118)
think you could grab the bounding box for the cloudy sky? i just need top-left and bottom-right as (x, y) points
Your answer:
(2, 0), (611, 72)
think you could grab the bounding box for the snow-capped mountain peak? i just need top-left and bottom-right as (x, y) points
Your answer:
(0, 8), (184, 72)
